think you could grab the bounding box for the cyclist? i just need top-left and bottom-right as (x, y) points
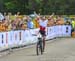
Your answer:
(36, 16), (48, 52)
(37, 14), (54, 52)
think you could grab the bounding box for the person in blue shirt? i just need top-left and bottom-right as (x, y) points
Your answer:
(27, 17), (34, 29)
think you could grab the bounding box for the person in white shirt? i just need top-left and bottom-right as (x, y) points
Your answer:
(37, 13), (54, 52)
(37, 16), (48, 52)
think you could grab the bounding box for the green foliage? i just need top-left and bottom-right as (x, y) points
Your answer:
(1, 0), (75, 15)
(5, 2), (15, 10)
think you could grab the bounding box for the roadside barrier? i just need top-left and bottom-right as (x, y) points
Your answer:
(0, 25), (71, 51)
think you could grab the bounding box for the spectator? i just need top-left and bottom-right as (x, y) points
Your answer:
(72, 20), (75, 31)
(27, 17), (34, 29)
(11, 20), (17, 30)
(65, 20), (71, 25)
(56, 15), (64, 25)
(47, 16), (55, 26)
(0, 12), (4, 21)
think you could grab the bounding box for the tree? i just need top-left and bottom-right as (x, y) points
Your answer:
(2, 0), (75, 15)
(0, 0), (4, 12)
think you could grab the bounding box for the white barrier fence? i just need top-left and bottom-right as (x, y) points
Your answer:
(0, 25), (71, 51)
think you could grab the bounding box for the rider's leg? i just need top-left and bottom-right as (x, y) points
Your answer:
(39, 30), (46, 52)
(43, 36), (46, 52)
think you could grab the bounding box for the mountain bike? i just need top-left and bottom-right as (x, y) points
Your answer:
(32, 33), (44, 55)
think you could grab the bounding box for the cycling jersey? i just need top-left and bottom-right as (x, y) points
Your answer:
(39, 19), (48, 31)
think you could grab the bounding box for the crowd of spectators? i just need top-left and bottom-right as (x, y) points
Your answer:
(0, 12), (75, 32)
